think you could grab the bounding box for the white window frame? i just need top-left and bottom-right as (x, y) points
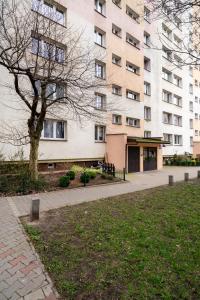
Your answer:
(95, 125), (106, 142)
(42, 119), (66, 140)
(32, 0), (65, 25)
(95, 93), (106, 110)
(126, 117), (140, 127)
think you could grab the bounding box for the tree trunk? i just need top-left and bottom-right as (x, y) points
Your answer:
(29, 137), (40, 181)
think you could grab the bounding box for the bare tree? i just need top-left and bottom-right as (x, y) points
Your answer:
(149, 0), (200, 67)
(0, 0), (107, 180)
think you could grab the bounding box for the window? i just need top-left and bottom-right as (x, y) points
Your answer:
(174, 55), (182, 69)
(95, 125), (106, 142)
(189, 84), (193, 94)
(195, 113), (198, 119)
(32, 0), (65, 25)
(174, 75), (182, 87)
(162, 46), (172, 61)
(126, 61), (140, 75)
(195, 130), (198, 136)
(189, 119), (193, 129)
(42, 119), (66, 140)
(174, 135), (182, 145)
(195, 96), (198, 103)
(174, 17), (182, 30)
(112, 54), (121, 66)
(55, 8), (65, 25)
(95, 93), (106, 110)
(195, 79), (198, 86)
(112, 24), (122, 38)
(144, 82), (151, 96)
(162, 24), (172, 40)
(144, 106), (151, 121)
(162, 68), (172, 82)
(174, 114), (182, 126)
(144, 131), (151, 138)
(126, 5), (140, 23)
(95, 0), (106, 16)
(112, 84), (122, 96)
(163, 133), (173, 144)
(112, 114), (122, 125)
(35, 80), (65, 100)
(126, 117), (140, 127)
(163, 112), (172, 124)
(144, 7), (150, 22)
(144, 32), (150, 46)
(95, 61), (106, 79)
(95, 27), (106, 47)
(189, 101), (193, 112)
(174, 95), (182, 107)
(112, 0), (121, 8)
(55, 46), (64, 63)
(190, 136), (193, 147)
(43, 1), (53, 18)
(162, 90), (172, 103)
(174, 34), (182, 48)
(31, 37), (65, 63)
(189, 66), (193, 76)
(126, 89), (139, 101)
(144, 57), (151, 71)
(126, 33), (140, 49)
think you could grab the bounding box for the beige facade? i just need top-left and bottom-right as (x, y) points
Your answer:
(1, 0), (198, 173)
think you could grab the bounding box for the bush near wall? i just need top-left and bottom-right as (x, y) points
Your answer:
(165, 155), (200, 166)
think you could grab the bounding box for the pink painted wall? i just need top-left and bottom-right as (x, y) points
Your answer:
(106, 134), (127, 170)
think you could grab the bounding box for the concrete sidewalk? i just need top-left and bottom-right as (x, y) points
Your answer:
(8, 166), (200, 218)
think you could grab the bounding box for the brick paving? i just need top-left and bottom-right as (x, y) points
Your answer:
(1, 166), (200, 299)
(0, 198), (58, 300)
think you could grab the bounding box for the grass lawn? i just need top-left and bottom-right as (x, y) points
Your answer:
(24, 181), (200, 300)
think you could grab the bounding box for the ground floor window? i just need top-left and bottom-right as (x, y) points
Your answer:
(42, 120), (66, 140)
(95, 125), (106, 142)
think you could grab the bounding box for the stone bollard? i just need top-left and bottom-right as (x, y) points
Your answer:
(169, 175), (174, 186)
(30, 198), (40, 222)
(184, 173), (189, 182)
(198, 170), (200, 179)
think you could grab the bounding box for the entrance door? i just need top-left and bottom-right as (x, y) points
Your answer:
(128, 147), (140, 173)
(143, 147), (157, 171)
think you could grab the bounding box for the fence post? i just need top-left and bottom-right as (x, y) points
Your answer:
(197, 170), (200, 178)
(168, 175), (174, 186)
(113, 164), (115, 177)
(184, 173), (189, 182)
(123, 168), (126, 181)
(30, 198), (40, 222)
(84, 171), (86, 187)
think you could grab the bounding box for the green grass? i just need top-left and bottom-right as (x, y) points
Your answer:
(24, 181), (200, 299)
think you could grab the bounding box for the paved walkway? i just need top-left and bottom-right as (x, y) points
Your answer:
(1, 166), (200, 299)
(0, 198), (57, 300)
(8, 166), (200, 217)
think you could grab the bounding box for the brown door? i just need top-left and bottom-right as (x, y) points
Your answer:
(128, 147), (140, 173)
(143, 147), (157, 171)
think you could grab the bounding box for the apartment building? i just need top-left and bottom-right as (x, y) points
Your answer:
(144, 1), (194, 159)
(0, 0), (198, 173)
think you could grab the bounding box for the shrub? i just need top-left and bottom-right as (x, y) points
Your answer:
(32, 177), (47, 191)
(101, 173), (114, 180)
(80, 172), (90, 184)
(191, 160), (196, 166)
(0, 176), (9, 193)
(17, 170), (31, 194)
(66, 170), (76, 180)
(59, 175), (70, 188)
(85, 169), (96, 179)
(70, 165), (84, 174)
